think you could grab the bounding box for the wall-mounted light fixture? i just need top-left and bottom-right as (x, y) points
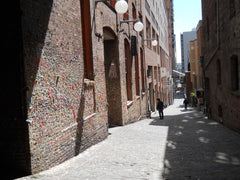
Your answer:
(95, 0), (128, 14)
(120, 19), (144, 32)
(94, 0), (143, 36)
(115, 0), (128, 14)
(144, 39), (158, 46)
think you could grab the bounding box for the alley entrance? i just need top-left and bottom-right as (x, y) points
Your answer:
(103, 27), (123, 126)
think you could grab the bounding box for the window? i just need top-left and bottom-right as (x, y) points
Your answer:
(231, 55), (239, 91)
(145, 0), (150, 15)
(125, 39), (132, 100)
(154, 67), (157, 80)
(140, 48), (145, 92)
(146, 18), (151, 48)
(217, 59), (221, 85)
(230, 0), (236, 18)
(135, 55), (140, 95)
(207, 17), (209, 41)
(109, 0), (116, 7)
(152, 28), (156, 52)
(147, 66), (152, 78)
(132, 3), (136, 20)
(124, 0), (129, 20)
(139, 12), (143, 37)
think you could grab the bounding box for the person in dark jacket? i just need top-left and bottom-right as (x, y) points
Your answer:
(157, 98), (164, 119)
(183, 98), (189, 110)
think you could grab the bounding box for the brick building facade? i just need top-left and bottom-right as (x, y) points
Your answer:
(2, 0), (176, 178)
(3, 0), (150, 178)
(189, 21), (204, 93)
(144, 0), (174, 112)
(202, 0), (240, 132)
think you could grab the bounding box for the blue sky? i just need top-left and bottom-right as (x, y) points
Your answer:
(174, 0), (202, 63)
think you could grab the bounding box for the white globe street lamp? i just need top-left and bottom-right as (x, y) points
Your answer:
(152, 39), (158, 46)
(115, 0), (129, 14)
(134, 21), (144, 32)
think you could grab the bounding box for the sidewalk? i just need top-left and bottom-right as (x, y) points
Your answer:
(19, 111), (169, 179)
(18, 99), (240, 180)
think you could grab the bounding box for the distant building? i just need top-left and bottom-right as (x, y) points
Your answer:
(189, 21), (203, 92)
(180, 30), (197, 72)
(202, 0), (240, 133)
(144, 0), (174, 111)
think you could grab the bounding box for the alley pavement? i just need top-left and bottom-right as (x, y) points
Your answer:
(18, 99), (240, 180)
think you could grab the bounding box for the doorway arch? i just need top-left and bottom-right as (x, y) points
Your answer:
(103, 27), (123, 126)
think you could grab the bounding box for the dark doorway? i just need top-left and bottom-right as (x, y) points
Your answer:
(103, 27), (123, 126)
(149, 83), (155, 112)
(204, 77), (211, 118)
(1, 1), (31, 178)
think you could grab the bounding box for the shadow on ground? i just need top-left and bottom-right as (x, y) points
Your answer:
(150, 109), (240, 179)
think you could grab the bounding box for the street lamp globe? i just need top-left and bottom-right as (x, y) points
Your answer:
(134, 21), (144, 32)
(115, 0), (128, 14)
(152, 40), (158, 46)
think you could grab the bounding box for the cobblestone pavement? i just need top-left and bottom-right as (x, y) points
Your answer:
(18, 99), (240, 180)
(160, 99), (240, 180)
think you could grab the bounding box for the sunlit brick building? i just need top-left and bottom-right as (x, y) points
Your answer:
(189, 21), (203, 92)
(144, 0), (173, 111)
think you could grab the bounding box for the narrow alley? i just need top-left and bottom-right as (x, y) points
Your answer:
(18, 99), (240, 180)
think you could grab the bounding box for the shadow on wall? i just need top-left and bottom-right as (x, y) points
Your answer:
(75, 78), (85, 156)
(1, 0), (53, 179)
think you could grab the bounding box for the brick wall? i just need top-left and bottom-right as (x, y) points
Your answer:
(202, 0), (240, 133)
(94, 1), (148, 125)
(10, 0), (149, 175)
(21, 0), (109, 173)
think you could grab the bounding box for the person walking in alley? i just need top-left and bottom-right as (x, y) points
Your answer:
(157, 98), (164, 119)
(183, 98), (189, 110)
